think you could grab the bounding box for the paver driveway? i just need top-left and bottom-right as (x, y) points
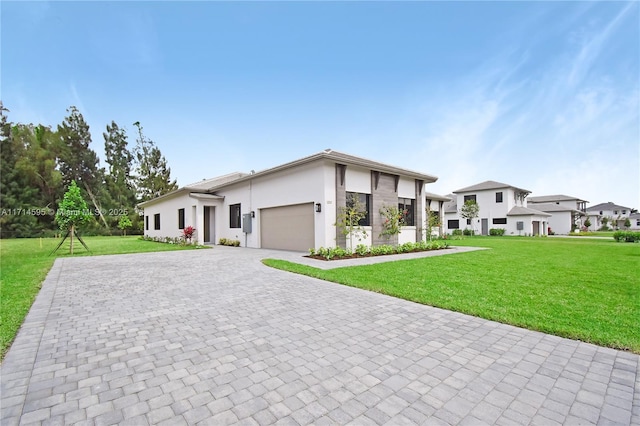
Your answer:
(2, 246), (639, 425)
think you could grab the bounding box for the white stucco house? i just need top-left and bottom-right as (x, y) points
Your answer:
(443, 180), (551, 236)
(138, 149), (441, 251)
(527, 194), (587, 235)
(585, 202), (636, 230)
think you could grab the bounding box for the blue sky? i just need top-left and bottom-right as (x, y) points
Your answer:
(3, 1), (639, 209)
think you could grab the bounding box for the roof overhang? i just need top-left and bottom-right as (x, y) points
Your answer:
(204, 149), (438, 192)
(189, 193), (224, 201)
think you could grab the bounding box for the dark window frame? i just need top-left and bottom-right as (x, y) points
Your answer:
(346, 192), (372, 226)
(463, 194), (477, 203)
(495, 192), (503, 203)
(154, 213), (160, 230)
(178, 208), (185, 230)
(492, 218), (507, 225)
(398, 198), (416, 226)
(448, 219), (460, 229)
(145, 215), (149, 231)
(229, 203), (241, 228)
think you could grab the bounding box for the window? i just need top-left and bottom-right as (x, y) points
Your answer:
(346, 192), (372, 226)
(464, 194), (477, 203)
(398, 198), (415, 226)
(467, 219), (471, 225)
(493, 218), (507, 225)
(495, 192), (503, 203)
(637, 220), (640, 226)
(599, 211), (603, 215)
(622, 210), (627, 215)
(154, 214), (160, 230)
(145, 216), (149, 231)
(229, 204), (241, 228)
(178, 208), (185, 229)
(614, 210), (619, 215)
(448, 220), (460, 229)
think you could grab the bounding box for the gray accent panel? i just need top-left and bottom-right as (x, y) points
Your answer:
(260, 203), (314, 252)
(372, 172), (399, 246)
(335, 164), (347, 248)
(415, 180), (425, 242)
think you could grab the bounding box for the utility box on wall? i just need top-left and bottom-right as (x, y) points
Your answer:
(516, 221), (524, 231)
(242, 213), (252, 234)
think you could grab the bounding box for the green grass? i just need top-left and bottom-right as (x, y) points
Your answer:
(0, 236), (206, 359)
(264, 237), (640, 353)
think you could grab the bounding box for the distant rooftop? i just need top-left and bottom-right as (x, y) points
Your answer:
(453, 180), (530, 194)
(529, 194), (588, 203)
(586, 202), (633, 212)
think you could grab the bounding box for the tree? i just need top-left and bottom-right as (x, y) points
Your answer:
(624, 218), (631, 229)
(584, 217), (592, 230)
(57, 106), (108, 228)
(132, 121), (177, 202)
(0, 105), (53, 237)
(336, 193), (368, 250)
(104, 121), (135, 207)
(460, 200), (480, 234)
(55, 181), (92, 254)
(118, 215), (132, 236)
(425, 205), (441, 241)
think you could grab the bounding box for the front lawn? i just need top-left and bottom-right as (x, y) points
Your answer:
(264, 237), (640, 353)
(0, 236), (206, 360)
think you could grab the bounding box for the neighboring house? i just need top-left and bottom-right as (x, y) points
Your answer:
(138, 149), (439, 251)
(586, 202), (635, 230)
(443, 180), (551, 236)
(528, 194), (587, 235)
(630, 213), (640, 230)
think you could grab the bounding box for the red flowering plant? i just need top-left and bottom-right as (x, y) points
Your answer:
(379, 205), (405, 237)
(182, 226), (196, 244)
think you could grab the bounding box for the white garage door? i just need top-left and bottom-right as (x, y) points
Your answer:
(260, 203), (314, 251)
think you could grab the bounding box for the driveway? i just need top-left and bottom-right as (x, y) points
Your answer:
(2, 246), (638, 425)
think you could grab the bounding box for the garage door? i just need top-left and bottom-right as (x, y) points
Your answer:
(260, 203), (314, 251)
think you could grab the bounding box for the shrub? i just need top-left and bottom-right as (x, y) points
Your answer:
(218, 238), (241, 247)
(613, 231), (640, 243)
(463, 229), (475, 236)
(489, 228), (505, 236)
(355, 244), (369, 257)
(451, 229), (463, 236)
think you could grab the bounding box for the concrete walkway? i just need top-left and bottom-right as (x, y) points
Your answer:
(2, 246), (638, 425)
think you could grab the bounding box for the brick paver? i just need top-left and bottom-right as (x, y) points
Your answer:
(1, 246), (638, 425)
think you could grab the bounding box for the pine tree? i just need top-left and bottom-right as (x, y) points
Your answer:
(132, 121), (177, 202)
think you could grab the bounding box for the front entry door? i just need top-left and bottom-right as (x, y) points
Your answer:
(481, 218), (488, 236)
(204, 206), (211, 243)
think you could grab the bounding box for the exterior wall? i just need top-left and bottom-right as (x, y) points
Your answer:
(504, 215), (549, 236)
(142, 192), (197, 241)
(547, 211), (573, 235)
(217, 161), (330, 248)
